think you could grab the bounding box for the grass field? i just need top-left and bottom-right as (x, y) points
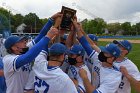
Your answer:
(98, 41), (140, 93)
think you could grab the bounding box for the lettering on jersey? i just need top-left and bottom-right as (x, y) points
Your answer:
(22, 63), (32, 72)
(34, 76), (49, 93)
(119, 75), (124, 89)
(70, 66), (77, 78)
(93, 66), (100, 87)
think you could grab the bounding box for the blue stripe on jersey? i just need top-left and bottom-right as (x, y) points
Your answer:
(89, 50), (96, 58)
(93, 89), (102, 93)
(47, 66), (59, 71)
(41, 50), (48, 55)
(78, 85), (86, 93)
(70, 66), (77, 78)
(32, 40), (35, 45)
(113, 65), (120, 71)
(13, 56), (19, 72)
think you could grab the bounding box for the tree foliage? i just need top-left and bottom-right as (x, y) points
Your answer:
(0, 7), (140, 35)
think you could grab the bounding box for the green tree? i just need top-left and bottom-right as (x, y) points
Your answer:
(0, 7), (13, 32)
(12, 14), (24, 27)
(23, 13), (40, 33)
(135, 22), (140, 35)
(81, 18), (106, 35)
(0, 13), (9, 33)
(121, 22), (132, 35)
(107, 23), (121, 35)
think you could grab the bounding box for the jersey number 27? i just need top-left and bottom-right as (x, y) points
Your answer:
(34, 76), (49, 93)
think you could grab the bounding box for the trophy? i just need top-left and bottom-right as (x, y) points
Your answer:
(60, 6), (76, 31)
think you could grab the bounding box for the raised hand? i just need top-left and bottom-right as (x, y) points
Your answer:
(46, 27), (59, 39)
(51, 12), (62, 20)
(120, 66), (129, 77)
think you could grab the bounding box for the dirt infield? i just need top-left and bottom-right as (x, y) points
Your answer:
(99, 39), (140, 44)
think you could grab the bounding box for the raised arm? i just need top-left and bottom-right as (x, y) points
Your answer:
(34, 12), (62, 43)
(66, 26), (77, 49)
(15, 27), (59, 69)
(72, 19), (94, 57)
(80, 25), (100, 53)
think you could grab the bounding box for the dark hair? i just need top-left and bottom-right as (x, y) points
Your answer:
(6, 48), (13, 54)
(49, 53), (64, 61)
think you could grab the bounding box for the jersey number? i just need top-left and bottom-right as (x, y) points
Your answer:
(119, 76), (124, 89)
(34, 76), (49, 93)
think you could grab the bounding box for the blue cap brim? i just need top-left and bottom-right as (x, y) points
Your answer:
(68, 50), (77, 55)
(99, 46), (110, 53)
(113, 40), (126, 49)
(16, 36), (28, 43)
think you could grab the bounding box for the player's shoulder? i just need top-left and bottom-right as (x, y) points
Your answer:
(3, 54), (19, 64)
(123, 58), (138, 68)
(80, 64), (90, 71)
(101, 67), (122, 79)
(56, 69), (71, 79)
(34, 51), (48, 64)
(103, 69), (122, 82)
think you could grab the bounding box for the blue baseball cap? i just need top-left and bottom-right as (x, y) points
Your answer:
(49, 43), (67, 55)
(69, 44), (85, 56)
(113, 40), (132, 52)
(88, 34), (98, 41)
(4, 35), (27, 49)
(100, 43), (121, 57)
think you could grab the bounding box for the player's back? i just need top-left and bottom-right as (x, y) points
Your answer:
(33, 61), (78, 93)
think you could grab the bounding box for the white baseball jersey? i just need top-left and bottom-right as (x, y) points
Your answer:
(89, 50), (122, 93)
(24, 70), (35, 91)
(114, 58), (140, 93)
(84, 53), (93, 73)
(24, 50), (49, 92)
(68, 64), (91, 93)
(33, 52), (78, 93)
(3, 40), (35, 93)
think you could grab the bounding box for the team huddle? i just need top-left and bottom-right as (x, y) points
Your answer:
(0, 12), (140, 93)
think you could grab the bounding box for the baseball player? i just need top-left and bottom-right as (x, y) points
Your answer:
(120, 66), (140, 93)
(113, 40), (140, 93)
(72, 19), (122, 93)
(3, 26), (58, 93)
(0, 57), (6, 93)
(33, 43), (78, 93)
(67, 44), (91, 93)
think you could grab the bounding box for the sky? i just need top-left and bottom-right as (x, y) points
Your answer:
(0, 0), (140, 24)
